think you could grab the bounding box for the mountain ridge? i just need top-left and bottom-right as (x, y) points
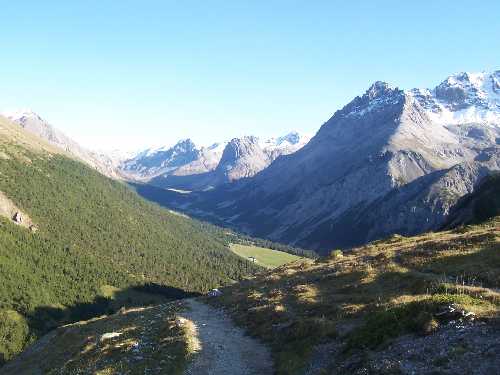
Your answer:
(122, 131), (311, 191)
(0, 109), (121, 179)
(153, 70), (500, 253)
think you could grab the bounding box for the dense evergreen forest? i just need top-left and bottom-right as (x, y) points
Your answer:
(131, 183), (317, 258)
(0, 142), (259, 364)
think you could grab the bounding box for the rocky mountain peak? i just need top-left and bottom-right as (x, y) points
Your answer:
(337, 81), (404, 120)
(366, 81), (396, 100)
(219, 136), (261, 165)
(2, 109), (44, 123)
(275, 131), (301, 145)
(215, 136), (270, 182)
(409, 70), (500, 125)
(171, 138), (197, 153)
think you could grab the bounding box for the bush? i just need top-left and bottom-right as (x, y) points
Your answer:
(330, 249), (343, 259)
(0, 310), (30, 365)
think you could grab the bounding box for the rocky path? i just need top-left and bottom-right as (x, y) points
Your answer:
(180, 298), (274, 375)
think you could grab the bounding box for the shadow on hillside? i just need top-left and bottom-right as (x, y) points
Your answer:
(129, 182), (194, 209)
(413, 242), (500, 288)
(27, 283), (201, 336)
(276, 241), (499, 324)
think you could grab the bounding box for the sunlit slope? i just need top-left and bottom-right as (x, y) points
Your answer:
(210, 218), (500, 374)
(230, 243), (302, 268)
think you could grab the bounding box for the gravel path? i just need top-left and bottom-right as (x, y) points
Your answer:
(181, 298), (274, 375)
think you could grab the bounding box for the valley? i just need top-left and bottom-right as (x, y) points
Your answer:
(229, 243), (303, 269)
(2, 3), (499, 374)
(140, 71), (500, 253)
(1, 70), (499, 374)
(0, 115), (262, 364)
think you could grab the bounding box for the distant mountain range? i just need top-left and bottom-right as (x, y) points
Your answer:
(3, 71), (499, 254)
(0, 110), (311, 192)
(120, 132), (311, 190)
(155, 71), (500, 253)
(0, 110), (120, 179)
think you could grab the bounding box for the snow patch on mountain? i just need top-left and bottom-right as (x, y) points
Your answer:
(121, 132), (311, 189)
(409, 71), (500, 126)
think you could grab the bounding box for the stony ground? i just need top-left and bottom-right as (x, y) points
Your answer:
(181, 298), (274, 375)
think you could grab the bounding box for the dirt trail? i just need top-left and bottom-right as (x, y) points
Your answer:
(180, 298), (274, 375)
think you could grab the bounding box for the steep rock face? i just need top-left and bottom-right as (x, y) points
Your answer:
(167, 72), (500, 252)
(442, 172), (500, 229)
(215, 136), (271, 183)
(1, 110), (120, 178)
(173, 142), (226, 176)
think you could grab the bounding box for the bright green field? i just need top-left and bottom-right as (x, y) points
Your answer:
(230, 243), (302, 269)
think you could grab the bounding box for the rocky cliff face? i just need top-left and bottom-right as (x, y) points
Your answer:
(166, 71), (500, 253)
(215, 136), (271, 183)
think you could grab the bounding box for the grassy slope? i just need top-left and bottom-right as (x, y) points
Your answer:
(0, 126), (259, 364)
(230, 243), (302, 268)
(1, 301), (194, 375)
(209, 218), (500, 374)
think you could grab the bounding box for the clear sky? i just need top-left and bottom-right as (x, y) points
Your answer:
(1, 1), (499, 151)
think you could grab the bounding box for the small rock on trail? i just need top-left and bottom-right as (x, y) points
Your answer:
(181, 298), (274, 375)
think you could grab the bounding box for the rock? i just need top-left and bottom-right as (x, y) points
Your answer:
(99, 332), (122, 342)
(435, 304), (476, 323)
(207, 288), (223, 297)
(12, 212), (22, 224)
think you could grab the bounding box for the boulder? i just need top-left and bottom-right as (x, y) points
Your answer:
(12, 212), (22, 224)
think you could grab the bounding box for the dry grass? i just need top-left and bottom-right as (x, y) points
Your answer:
(208, 217), (500, 375)
(2, 301), (192, 375)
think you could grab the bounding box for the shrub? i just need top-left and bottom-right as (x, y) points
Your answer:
(0, 310), (30, 365)
(330, 249), (343, 259)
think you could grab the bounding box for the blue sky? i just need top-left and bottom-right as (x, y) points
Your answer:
(1, 1), (499, 151)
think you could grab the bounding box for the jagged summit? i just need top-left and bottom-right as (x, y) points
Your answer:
(121, 132), (311, 189)
(121, 138), (200, 178)
(1, 108), (43, 122)
(338, 81), (404, 120)
(366, 81), (397, 99)
(275, 131), (302, 145)
(409, 70), (500, 125)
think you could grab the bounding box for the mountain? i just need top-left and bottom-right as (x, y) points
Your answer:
(156, 71), (500, 253)
(260, 131), (311, 160)
(215, 136), (271, 183)
(0, 110), (120, 179)
(0, 115), (258, 364)
(122, 132), (310, 191)
(120, 139), (200, 180)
